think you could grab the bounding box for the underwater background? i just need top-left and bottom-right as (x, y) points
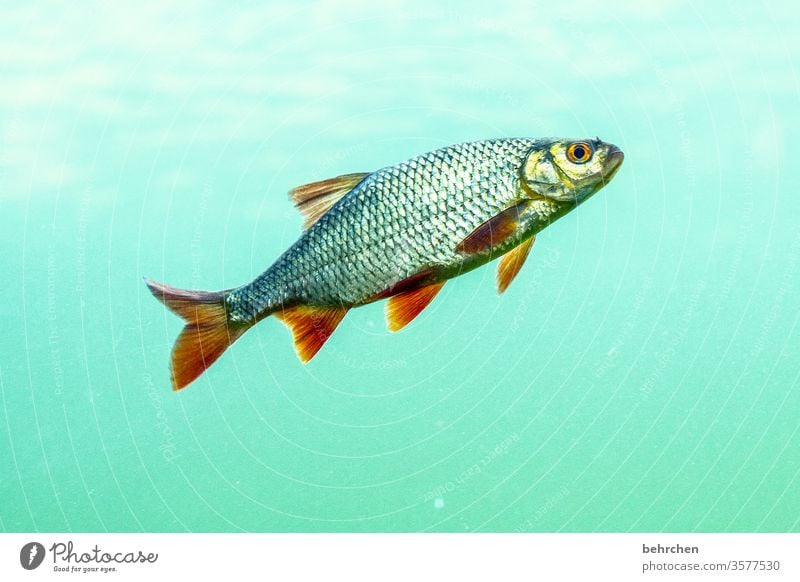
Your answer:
(2, 0), (799, 532)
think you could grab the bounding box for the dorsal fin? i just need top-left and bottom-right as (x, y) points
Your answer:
(289, 172), (370, 229)
(497, 236), (535, 294)
(386, 282), (445, 332)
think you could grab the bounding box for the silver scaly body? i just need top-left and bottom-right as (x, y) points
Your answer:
(227, 138), (560, 320)
(146, 136), (623, 389)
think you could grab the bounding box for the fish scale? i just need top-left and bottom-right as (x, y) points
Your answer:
(228, 138), (538, 319)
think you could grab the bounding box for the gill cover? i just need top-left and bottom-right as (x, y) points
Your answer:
(521, 138), (610, 202)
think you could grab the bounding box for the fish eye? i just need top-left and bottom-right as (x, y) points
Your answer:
(566, 142), (593, 164)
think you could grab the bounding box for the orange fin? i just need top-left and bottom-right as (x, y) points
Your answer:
(456, 201), (530, 255)
(274, 305), (349, 362)
(290, 172), (370, 229)
(144, 278), (251, 391)
(386, 282), (445, 332)
(497, 236), (535, 294)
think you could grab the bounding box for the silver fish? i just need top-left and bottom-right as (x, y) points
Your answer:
(146, 137), (624, 390)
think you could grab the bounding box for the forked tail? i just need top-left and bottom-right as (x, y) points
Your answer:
(144, 279), (252, 390)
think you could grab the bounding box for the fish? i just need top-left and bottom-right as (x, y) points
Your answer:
(146, 137), (624, 390)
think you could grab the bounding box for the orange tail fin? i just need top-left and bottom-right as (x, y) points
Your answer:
(145, 278), (252, 391)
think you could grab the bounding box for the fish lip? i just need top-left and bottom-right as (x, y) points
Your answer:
(601, 145), (624, 183)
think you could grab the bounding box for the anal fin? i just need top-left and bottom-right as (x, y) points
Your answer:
(497, 236), (535, 294)
(386, 282), (445, 332)
(274, 305), (349, 362)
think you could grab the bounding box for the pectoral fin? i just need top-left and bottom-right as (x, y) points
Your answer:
(290, 172), (370, 229)
(497, 236), (535, 294)
(274, 305), (349, 362)
(456, 201), (530, 255)
(386, 282), (445, 332)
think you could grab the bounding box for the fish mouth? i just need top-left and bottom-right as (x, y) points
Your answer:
(601, 145), (624, 184)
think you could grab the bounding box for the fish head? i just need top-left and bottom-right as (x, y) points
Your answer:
(521, 138), (624, 203)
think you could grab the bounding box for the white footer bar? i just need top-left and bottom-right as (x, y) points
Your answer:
(2, 533), (797, 581)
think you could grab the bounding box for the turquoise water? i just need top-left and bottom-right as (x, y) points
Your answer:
(2, 1), (799, 532)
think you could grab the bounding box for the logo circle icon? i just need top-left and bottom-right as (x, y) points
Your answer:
(20, 542), (45, 570)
